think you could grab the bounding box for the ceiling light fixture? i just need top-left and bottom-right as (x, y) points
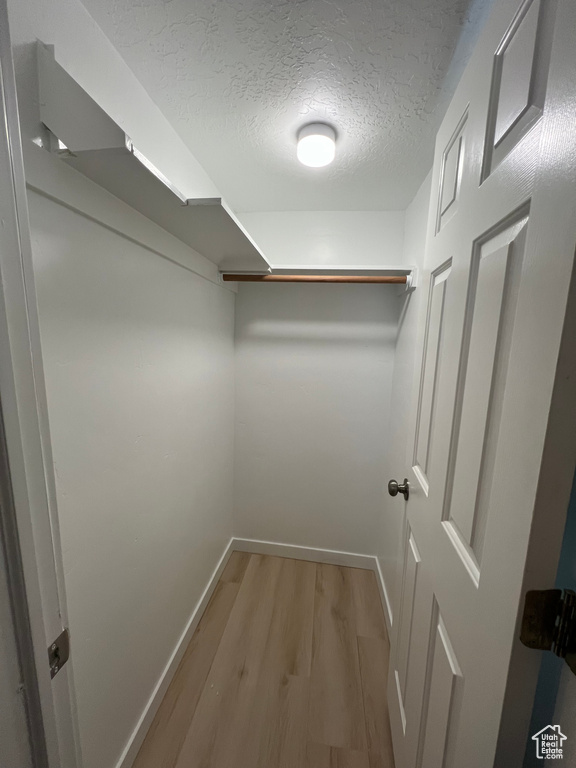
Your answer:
(297, 123), (336, 168)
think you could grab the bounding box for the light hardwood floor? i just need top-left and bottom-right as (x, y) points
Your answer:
(133, 553), (395, 768)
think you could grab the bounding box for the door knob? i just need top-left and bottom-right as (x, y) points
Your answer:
(388, 478), (409, 501)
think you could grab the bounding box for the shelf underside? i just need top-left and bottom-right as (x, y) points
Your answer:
(38, 42), (270, 273)
(62, 148), (269, 272)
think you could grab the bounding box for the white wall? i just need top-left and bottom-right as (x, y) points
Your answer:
(234, 282), (400, 555)
(376, 171), (432, 625)
(9, 3), (236, 768)
(28, 191), (235, 768)
(237, 211), (405, 267)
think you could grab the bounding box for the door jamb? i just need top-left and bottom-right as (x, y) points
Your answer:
(0, 1), (81, 765)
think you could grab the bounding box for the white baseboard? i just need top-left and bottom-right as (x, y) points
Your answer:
(231, 537), (376, 569)
(373, 558), (393, 635)
(231, 537), (393, 633)
(115, 538), (235, 768)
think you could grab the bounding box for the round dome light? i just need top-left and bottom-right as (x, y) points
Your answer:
(297, 123), (336, 167)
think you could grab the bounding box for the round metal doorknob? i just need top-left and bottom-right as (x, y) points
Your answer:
(388, 478), (409, 501)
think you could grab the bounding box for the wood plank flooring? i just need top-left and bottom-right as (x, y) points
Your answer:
(133, 553), (395, 768)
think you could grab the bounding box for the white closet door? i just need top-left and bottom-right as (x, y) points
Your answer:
(388, 1), (576, 766)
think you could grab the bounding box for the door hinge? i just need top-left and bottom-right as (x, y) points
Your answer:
(520, 589), (576, 675)
(48, 628), (70, 679)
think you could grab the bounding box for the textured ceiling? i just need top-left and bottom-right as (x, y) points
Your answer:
(78, 0), (493, 211)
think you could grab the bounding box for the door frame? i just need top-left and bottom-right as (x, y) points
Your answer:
(495, 253), (576, 764)
(0, 1), (80, 765)
(0, 373), (48, 768)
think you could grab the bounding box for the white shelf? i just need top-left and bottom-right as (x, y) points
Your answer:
(261, 264), (413, 276)
(37, 43), (271, 273)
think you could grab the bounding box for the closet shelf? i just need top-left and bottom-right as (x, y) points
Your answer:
(266, 265), (412, 276)
(37, 43), (271, 274)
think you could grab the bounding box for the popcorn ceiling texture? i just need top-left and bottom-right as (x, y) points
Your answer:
(78, 0), (492, 211)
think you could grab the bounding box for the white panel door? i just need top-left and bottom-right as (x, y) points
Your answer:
(388, 1), (576, 767)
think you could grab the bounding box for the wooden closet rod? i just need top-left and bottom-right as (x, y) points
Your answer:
(222, 274), (407, 284)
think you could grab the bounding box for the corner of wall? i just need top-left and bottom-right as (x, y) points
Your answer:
(377, 168), (433, 635)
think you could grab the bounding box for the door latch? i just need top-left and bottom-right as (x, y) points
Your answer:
(520, 589), (576, 675)
(48, 628), (70, 679)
